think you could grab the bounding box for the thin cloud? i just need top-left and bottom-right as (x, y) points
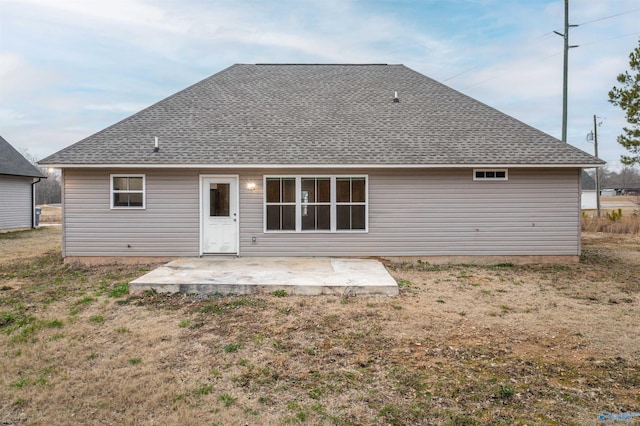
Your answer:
(85, 103), (151, 113)
(0, 0), (638, 168)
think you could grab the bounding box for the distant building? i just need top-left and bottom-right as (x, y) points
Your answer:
(581, 170), (597, 210)
(0, 136), (46, 230)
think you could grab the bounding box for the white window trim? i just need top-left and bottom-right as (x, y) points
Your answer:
(473, 169), (508, 181)
(110, 174), (146, 209)
(263, 175), (368, 233)
(264, 176), (297, 233)
(300, 177), (332, 232)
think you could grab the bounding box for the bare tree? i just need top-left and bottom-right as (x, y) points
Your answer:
(585, 166), (640, 189)
(18, 148), (62, 205)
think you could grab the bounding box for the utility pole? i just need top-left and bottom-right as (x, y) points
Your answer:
(593, 115), (601, 218)
(554, 0), (578, 143)
(587, 115), (602, 217)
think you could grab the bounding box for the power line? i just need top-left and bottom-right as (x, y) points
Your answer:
(578, 31), (640, 48)
(441, 67), (476, 82)
(575, 8), (640, 26)
(450, 30), (638, 91)
(459, 52), (562, 91)
(441, 6), (639, 85)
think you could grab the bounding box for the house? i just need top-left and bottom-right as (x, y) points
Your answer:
(39, 64), (603, 262)
(1, 135), (46, 231)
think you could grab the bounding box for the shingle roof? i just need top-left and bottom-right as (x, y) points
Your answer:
(40, 64), (603, 167)
(0, 135), (46, 178)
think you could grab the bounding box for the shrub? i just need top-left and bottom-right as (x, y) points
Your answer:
(605, 208), (623, 221)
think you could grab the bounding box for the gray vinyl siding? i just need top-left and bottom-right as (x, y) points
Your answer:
(62, 167), (581, 257)
(241, 168), (580, 256)
(0, 175), (33, 230)
(63, 169), (200, 257)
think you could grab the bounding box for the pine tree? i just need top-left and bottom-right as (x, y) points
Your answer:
(608, 39), (640, 166)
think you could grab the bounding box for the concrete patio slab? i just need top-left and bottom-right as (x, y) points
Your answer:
(129, 257), (398, 296)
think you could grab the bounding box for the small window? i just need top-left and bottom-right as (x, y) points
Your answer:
(473, 169), (508, 181)
(210, 183), (230, 216)
(111, 175), (145, 209)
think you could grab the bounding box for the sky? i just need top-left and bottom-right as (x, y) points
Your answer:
(1, 0), (639, 169)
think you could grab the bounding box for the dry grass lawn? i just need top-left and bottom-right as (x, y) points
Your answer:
(36, 205), (62, 224)
(582, 196), (640, 235)
(0, 227), (638, 425)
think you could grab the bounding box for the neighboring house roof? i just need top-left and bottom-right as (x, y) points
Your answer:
(40, 64), (604, 168)
(581, 170), (596, 190)
(0, 135), (46, 178)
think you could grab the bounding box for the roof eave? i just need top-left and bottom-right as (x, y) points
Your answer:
(39, 162), (606, 169)
(1, 172), (47, 178)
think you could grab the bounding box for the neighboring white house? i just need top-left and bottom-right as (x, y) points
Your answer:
(39, 64), (604, 262)
(581, 170), (597, 210)
(0, 136), (46, 231)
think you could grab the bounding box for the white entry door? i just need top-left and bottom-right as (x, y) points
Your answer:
(201, 176), (238, 254)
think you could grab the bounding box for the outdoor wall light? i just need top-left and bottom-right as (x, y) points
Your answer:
(246, 182), (257, 191)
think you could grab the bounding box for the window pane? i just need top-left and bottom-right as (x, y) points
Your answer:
(282, 205), (295, 230)
(496, 171), (506, 178)
(317, 178), (330, 202)
(129, 177), (143, 191)
(129, 193), (143, 207)
(282, 178), (296, 203)
(351, 205), (365, 230)
(302, 178), (315, 203)
(351, 178), (365, 202)
(210, 183), (230, 216)
(336, 178), (350, 202)
(266, 205), (280, 230)
(486, 171), (495, 178)
(317, 205), (330, 230)
(113, 177), (128, 191)
(337, 205), (350, 230)
(475, 171), (484, 179)
(301, 205), (316, 230)
(113, 193), (129, 207)
(266, 179), (280, 203)
(302, 205), (331, 231)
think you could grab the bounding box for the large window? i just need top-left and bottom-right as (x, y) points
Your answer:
(111, 175), (145, 209)
(264, 176), (367, 232)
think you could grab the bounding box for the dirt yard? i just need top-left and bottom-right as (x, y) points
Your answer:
(0, 227), (638, 425)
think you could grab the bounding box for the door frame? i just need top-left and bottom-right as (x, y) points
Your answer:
(199, 174), (240, 255)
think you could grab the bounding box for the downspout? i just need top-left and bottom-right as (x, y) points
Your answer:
(31, 178), (42, 228)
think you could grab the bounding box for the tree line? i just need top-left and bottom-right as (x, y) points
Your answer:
(586, 166), (640, 190)
(19, 149), (62, 205)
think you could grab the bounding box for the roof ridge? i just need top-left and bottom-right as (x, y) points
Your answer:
(254, 63), (391, 66)
(38, 64), (604, 167)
